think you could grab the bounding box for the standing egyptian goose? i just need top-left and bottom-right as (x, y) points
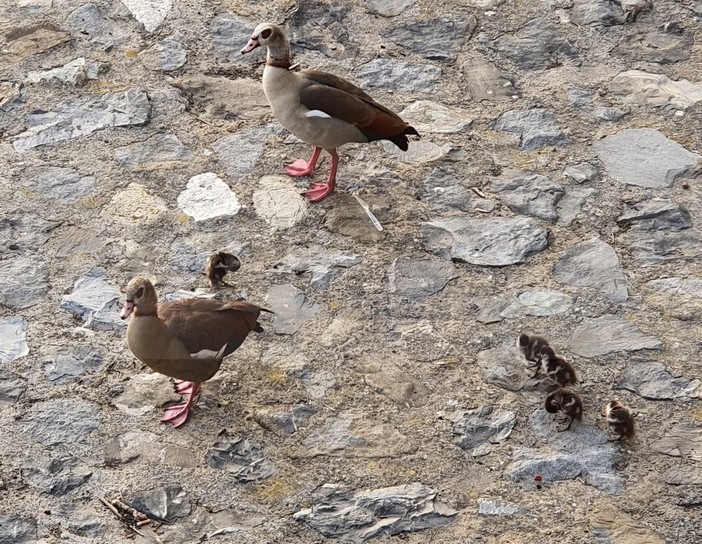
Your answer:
(120, 277), (270, 427)
(241, 23), (419, 202)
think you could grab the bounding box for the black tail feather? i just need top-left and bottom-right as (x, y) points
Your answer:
(387, 126), (420, 151)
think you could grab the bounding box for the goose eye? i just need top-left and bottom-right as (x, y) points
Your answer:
(261, 28), (272, 39)
(136, 287), (144, 298)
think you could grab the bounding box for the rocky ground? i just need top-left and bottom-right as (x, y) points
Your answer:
(1, 0), (702, 542)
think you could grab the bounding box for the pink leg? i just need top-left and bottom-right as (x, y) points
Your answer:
(173, 380), (196, 394)
(162, 382), (201, 428)
(285, 147), (322, 177)
(305, 151), (338, 202)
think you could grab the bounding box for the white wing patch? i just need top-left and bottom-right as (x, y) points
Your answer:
(305, 110), (332, 118)
(191, 343), (228, 360)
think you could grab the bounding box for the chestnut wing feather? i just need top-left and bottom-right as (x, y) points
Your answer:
(159, 299), (262, 358)
(299, 72), (409, 138)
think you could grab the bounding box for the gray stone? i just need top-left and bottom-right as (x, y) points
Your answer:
(0, 369), (26, 403)
(449, 406), (516, 457)
(13, 89), (151, 152)
(0, 515), (37, 543)
(613, 30), (692, 64)
(42, 346), (104, 384)
(557, 186), (599, 226)
(554, 238), (628, 303)
(27, 57), (90, 86)
(490, 170), (564, 222)
(594, 129), (701, 189)
(31, 166), (95, 202)
(0, 317), (29, 363)
(462, 55), (519, 102)
(21, 455), (92, 496)
(210, 14), (255, 64)
(620, 229), (702, 265)
(388, 257), (458, 300)
(500, 289), (573, 318)
(494, 109), (567, 151)
(615, 362), (700, 400)
(610, 70), (702, 111)
(361, 359), (430, 407)
(423, 168), (494, 212)
(293, 483), (457, 540)
(206, 436), (277, 482)
(289, 2), (354, 58)
(104, 430), (199, 468)
(253, 404), (317, 436)
(253, 176), (308, 230)
(384, 16), (477, 60)
(123, 486), (190, 522)
(121, 0), (172, 32)
(60, 268), (124, 330)
(214, 126), (271, 178)
(571, 0), (625, 26)
(651, 424), (702, 461)
(476, 298), (508, 324)
(365, 0), (416, 17)
(569, 315), (662, 358)
(480, 19), (579, 70)
(478, 499), (523, 516)
(0, 257), (49, 309)
(271, 245), (361, 289)
(356, 59), (441, 93)
(66, 4), (125, 50)
(421, 216), (548, 266)
(177, 173), (241, 222)
(644, 277), (702, 298)
(618, 199), (692, 231)
(140, 35), (187, 71)
(399, 101), (472, 134)
(476, 346), (526, 391)
(266, 284), (320, 335)
(509, 410), (624, 493)
(564, 162), (600, 183)
(594, 106), (628, 122)
(301, 411), (415, 458)
(24, 399), (102, 446)
(0, 217), (59, 258)
(663, 466), (702, 486)
(115, 133), (193, 171)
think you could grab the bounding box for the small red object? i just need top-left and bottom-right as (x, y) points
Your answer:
(534, 474), (543, 482)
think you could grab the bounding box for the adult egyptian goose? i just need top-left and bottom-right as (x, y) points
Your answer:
(120, 277), (270, 427)
(241, 23), (419, 202)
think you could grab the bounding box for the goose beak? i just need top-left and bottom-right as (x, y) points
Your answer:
(120, 300), (135, 320)
(241, 38), (260, 54)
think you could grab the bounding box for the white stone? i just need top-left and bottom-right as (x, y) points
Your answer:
(121, 0), (172, 32)
(27, 58), (88, 86)
(177, 173), (241, 222)
(610, 70), (702, 111)
(253, 176), (307, 230)
(0, 317), (29, 363)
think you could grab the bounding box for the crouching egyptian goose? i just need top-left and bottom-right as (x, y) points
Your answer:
(241, 23), (419, 202)
(120, 277), (270, 427)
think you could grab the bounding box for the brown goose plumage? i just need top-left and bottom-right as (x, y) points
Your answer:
(241, 22), (419, 202)
(120, 276), (270, 427)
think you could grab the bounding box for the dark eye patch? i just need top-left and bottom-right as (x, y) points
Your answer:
(261, 28), (272, 39)
(136, 287), (144, 298)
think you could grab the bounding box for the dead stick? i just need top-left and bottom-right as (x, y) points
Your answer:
(99, 497), (121, 519)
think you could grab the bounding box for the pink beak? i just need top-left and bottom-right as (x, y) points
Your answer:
(241, 38), (260, 55)
(120, 300), (134, 320)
